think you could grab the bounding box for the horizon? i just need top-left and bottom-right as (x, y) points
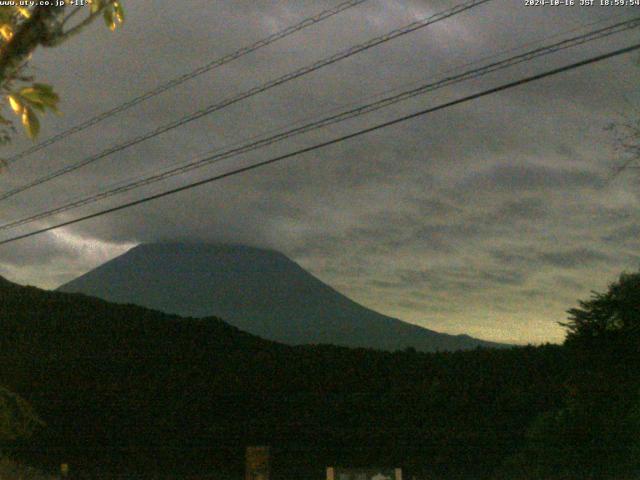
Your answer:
(4, 239), (596, 347)
(0, 0), (639, 345)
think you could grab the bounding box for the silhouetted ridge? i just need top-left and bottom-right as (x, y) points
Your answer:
(0, 277), (565, 479)
(58, 242), (504, 351)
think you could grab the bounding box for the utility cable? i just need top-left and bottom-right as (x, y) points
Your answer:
(1, 41), (638, 246)
(0, 0), (493, 202)
(4, 0), (372, 164)
(2, 17), (638, 232)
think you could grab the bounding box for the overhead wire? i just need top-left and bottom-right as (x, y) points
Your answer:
(4, 0), (372, 164)
(55, 10), (632, 206)
(0, 0), (493, 203)
(2, 16), (639, 233)
(1, 41), (638, 246)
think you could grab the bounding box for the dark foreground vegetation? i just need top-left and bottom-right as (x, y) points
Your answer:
(0, 272), (638, 479)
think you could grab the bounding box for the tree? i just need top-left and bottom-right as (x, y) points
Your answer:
(0, 1), (124, 146)
(0, 0), (123, 462)
(494, 391), (640, 480)
(0, 385), (43, 444)
(561, 271), (640, 359)
(494, 272), (640, 479)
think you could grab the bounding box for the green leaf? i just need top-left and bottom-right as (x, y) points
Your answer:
(113, 1), (124, 24)
(19, 88), (45, 104)
(0, 11), (12, 25)
(28, 102), (45, 113)
(7, 94), (23, 114)
(32, 83), (55, 95)
(21, 106), (40, 139)
(20, 85), (59, 111)
(90, 0), (103, 14)
(103, 8), (115, 31)
(16, 7), (30, 19)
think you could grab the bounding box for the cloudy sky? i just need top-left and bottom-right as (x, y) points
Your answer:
(1, 0), (639, 344)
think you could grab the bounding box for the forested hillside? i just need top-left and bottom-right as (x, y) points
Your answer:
(1, 274), (638, 479)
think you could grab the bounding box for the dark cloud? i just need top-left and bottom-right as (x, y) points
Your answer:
(491, 245), (611, 269)
(538, 248), (610, 268)
(492, 197), (548, 222)
(479, 269), (526, 286)
(458, 164), (603, 194)
(0, 0), (639, 343)
(603, 223), (640, 244)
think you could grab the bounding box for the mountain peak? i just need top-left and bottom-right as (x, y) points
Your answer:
(125, 242), (291, 264)
(133, 241), (281, 254)
(59, 242), (504, 352)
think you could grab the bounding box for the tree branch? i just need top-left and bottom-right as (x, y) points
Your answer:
(47, 8), (104, 46)
(0, 6), (64, 84)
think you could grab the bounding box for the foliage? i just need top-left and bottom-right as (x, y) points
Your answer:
(0, 385), (43, 444)
(0, 1), (124, 147)
(495, 386), (640, 479)
(495, 271), (640, 479)
(2, 272), (638, 478)
(561, 270), (640, 380)
(561, 271), (640, 344)
(0, 457), (54, 480)
(0, 277), (568, 479)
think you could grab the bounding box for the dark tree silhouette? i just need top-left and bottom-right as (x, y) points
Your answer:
(495, 271), (640, 479)
(0, 385), (43, 453)
(562, 271), (640, 345)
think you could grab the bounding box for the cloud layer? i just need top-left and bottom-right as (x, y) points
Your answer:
(0, 0), (638, 343)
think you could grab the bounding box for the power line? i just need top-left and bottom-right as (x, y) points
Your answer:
(0, 0), (493, 203)
(2, 17), (639, 232)
(4, 0), (371, 164)
(1, 42), (638, 247)
(56, 10), (629, 206)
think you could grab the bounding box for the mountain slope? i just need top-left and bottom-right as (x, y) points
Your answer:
(58, 243), (502, 351)
(0, 275), (565, 478)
